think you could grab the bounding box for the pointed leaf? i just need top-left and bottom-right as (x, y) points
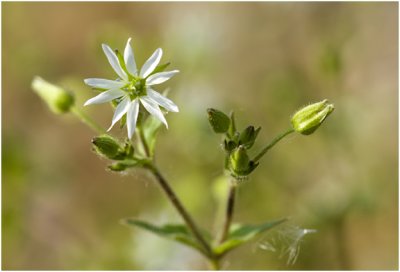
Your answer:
(122, 219), (210, 256)
(213, 218), (287, 256)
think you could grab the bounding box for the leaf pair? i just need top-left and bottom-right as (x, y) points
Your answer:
(122, 217), (287, 258)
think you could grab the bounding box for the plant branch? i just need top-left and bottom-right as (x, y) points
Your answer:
(253, 128), (294, 163)
(71, 106), (105, 134)
(145, 163), (214, 258)
(218, 178), (237, 244)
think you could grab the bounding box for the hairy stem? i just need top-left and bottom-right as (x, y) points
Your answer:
(71, 106), (105, 134)
(219, 179), (237, 244)
(253, 128), (294, 163)
(145, 163), (214, 258)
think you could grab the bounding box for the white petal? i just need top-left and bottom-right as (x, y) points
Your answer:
(139, 48), (162, 78)
(84, 89), (124, 106)
(124, 38), (138, 76)
(84, 78), (126, 89)
(140, 96), (168, 128)
(146, 70), (179, 86)
(102, 43), (128, 81)
(107, 97), (130, 131)
(147, 89), (179, 112)
(126, 99), (139, 139)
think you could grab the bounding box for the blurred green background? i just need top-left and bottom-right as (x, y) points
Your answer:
(2, 2), (398, 270)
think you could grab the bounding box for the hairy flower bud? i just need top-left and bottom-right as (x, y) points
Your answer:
(291, 99), (334, 135)
(31, 76), (74, 114)
(92, 135), (123, 160)
(229, 145), (259, 177)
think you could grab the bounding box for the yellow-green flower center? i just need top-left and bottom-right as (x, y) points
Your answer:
(124, 78), (147, 100)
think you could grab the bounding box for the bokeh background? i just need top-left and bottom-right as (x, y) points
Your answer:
(2, 2), (398, 270)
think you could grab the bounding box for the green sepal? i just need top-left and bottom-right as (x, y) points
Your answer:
(108, 159), (143, 172)
(148, 62), (171, 77)
(223, 139), (237, 152)
(207, 108), (231, 133)
(239, 126), (261, 149)
(123, 140), (135, 157)
(141, 114), (163, 157)
(115, 49), (130, 77)
(228, 145), (259, 177)
(230, 145), (249, 172)
(213, 218), (288, 256)
(122, 218), (211, 257)
(119, 114), (127, 129)
(92, 135), (124, 160)
(227, 111), (237, 139)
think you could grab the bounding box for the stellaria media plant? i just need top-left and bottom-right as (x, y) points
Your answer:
(32, 38), (334, 269)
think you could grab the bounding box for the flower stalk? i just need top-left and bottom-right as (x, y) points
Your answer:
(218, 178), (238, 244)
(253, 128), (294, 163)
(144, 162), (214, 258)
(70, 106), (106, 134)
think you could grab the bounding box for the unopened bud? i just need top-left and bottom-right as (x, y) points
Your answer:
(229, 145), (259, 177)
(92, 135), (122, 160)
(291, 99), (334, 135)
(31, 76), (74, 114)
(239, 126), (261, 149)
(207, 108), (230, 133)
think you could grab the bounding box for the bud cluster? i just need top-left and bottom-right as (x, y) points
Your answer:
(207, 109), (261, 179)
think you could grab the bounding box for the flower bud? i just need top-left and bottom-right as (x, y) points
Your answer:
(229, 145), (259, 177)
(207, 108), (230, 133)
(291, 99), (334, 135)
(223, 139), (237, 152)
(31, 76), (74, 114)
(239, 126), (261, 149)
(92, 135), (123, 160)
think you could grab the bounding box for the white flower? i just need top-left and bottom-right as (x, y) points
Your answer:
(84, 38), (179, 139)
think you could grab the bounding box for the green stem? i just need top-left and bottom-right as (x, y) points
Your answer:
(209, 257), (221, 270)
(138, 127), (151, 158)
(218, 178), (237, 244)
(144, 163), (214, 259)
(71, 106), (105, 134)
(253, 128), (294, 163)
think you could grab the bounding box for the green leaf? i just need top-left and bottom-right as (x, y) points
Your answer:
(213, 218), (287, 256)
(122, 218), (210, 256)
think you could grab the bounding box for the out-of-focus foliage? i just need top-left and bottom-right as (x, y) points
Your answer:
(2, 2), (398, 270)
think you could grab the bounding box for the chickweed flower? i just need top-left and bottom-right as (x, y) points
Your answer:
(84, 38), (179, 139)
